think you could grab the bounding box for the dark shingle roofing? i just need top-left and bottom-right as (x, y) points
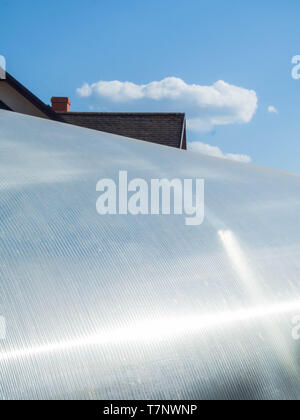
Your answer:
(60, 112), (186, 149)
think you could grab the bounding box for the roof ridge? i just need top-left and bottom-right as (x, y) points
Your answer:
(59, 112), (185, 116)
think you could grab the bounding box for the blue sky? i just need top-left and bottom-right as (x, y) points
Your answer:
(1, 0), (300, 172)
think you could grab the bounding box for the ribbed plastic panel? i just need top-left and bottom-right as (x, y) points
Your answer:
(1, 110), (300, 400)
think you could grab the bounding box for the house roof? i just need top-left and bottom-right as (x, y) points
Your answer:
(59, 112), (186, 149)
(1, 71), (63, 121)
(1, 71), (186, 149)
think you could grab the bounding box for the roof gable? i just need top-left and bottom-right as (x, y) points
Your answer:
(1, 72), (62, 121)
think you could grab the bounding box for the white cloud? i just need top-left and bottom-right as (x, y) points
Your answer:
(189, 141), (252, 163)
(77, 77), (258, 132)
(268, 105), (278, 114)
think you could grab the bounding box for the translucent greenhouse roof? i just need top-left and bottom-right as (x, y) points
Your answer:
(1, 109), (300, 400)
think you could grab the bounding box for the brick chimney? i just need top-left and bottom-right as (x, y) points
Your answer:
(51, 97), (71, 113)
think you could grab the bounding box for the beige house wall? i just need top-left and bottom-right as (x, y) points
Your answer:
(0, 82), (50, 119)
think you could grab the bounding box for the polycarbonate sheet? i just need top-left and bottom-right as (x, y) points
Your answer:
(1, 109), (300, 400)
